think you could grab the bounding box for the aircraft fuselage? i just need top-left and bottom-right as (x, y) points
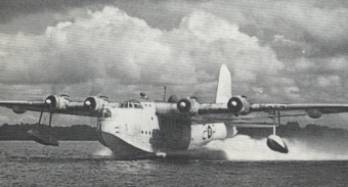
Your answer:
(96, 101), (234, 159)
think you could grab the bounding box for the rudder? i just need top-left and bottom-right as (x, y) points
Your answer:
(215, 64), (232, 104)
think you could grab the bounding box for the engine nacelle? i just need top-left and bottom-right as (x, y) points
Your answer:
(45, 95), (71, 110)
(176, 98), (199, 114)
(83, 96), (109, 112)
(227, 96), (251, 115)
(306, 109), (322, 119)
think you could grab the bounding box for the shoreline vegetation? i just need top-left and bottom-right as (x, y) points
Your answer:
(0, 123), (97, 141)
(0, 122), (348, 141)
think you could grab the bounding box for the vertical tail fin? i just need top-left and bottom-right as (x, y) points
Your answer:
(216, 64), (232, 104)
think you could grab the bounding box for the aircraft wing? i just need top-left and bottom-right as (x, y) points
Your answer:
(250, 103), (348, 113)
(171, 97), (348, 119)
(0, 100), (91, 116)
(0, 95), (111, 117)
(0, 95), (112, 146)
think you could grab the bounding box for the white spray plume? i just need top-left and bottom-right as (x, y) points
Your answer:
(93, 146), (113, 157)
(206, 135), (348, 161)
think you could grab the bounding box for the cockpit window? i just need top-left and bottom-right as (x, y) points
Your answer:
(120, 100), (143, 109)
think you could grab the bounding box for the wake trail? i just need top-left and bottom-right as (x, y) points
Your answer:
(206, 134), (348, 161)
(93, 146), (113, 157)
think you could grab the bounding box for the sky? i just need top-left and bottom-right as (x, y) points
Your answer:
(0, 0), (348, 127)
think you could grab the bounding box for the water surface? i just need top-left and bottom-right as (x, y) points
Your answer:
(0, 141), (347, 187)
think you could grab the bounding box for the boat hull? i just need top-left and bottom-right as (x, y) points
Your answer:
(99, 132), (153, 159)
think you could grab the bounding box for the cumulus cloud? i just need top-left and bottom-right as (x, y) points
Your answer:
(0, 1), (347, 127)
(201, 0), (348, 55)
(317, 75), (341, 88)
(0, 1), (347, 104)
(0, 7), (190, 85)
(0, 7), (286, 101)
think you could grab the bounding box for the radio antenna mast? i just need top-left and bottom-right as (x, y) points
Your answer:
(163, 86), (167, 101)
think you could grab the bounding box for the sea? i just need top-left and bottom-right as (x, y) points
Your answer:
(1, 140), (348, 187)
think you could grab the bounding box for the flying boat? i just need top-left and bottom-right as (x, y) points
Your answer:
(1, 64), (348, 159)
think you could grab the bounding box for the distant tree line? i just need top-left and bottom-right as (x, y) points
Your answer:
(0, 123), (98, 140)
(238, 121), (348, 139)
(1, 122), (348, 141)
